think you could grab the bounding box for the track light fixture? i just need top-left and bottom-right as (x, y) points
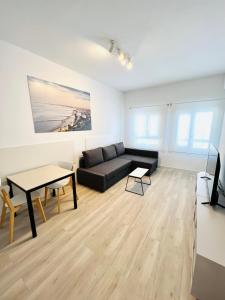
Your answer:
(109, 40), (133, 70)
(127, 58), (133, 70)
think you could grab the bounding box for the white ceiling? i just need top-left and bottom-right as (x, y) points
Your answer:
(0, 0), (225, 91)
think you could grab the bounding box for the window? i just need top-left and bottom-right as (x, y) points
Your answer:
(128, 100), (224, 154)
(192, 112), (213, 149)
(175, 110), (214, 153)
(132, 109), (164, 149)
(176, 114), (191, 147)
(134, 114), (146, 137)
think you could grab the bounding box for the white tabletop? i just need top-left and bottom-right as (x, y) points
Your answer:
(129, 167), (149, 178)
(7, 165), (74, 191)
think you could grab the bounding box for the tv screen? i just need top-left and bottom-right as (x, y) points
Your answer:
(206, 144), (220, 205)
(206, 145), (219, 177)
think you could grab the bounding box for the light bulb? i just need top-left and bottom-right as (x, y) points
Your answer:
(121, 58), (127, 66)
(127, 60), (133, 70)
(118, 51), (125, 62)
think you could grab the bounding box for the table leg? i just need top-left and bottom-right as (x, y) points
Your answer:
(7, 179), (14, 198)
(71, 173), (77, 209)
(125, 176), (145, 196)
(26, 191), (37, 238)
(149, 173), (151, 185)
(125, 176), (130, 191)
(141, 178), (144, 196)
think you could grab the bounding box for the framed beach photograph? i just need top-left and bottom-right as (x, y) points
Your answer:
(27, 76), (92, 133)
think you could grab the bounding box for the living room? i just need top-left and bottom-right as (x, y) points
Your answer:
(0, 1), (225, 300)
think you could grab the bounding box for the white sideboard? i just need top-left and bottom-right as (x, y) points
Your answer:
(191, 172), (225, 300)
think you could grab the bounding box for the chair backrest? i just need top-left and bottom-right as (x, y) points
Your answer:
(0, 186), (14, 211)
(58, 161), (73, 171)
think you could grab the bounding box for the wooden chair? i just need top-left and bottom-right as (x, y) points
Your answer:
(0, 186), (47, 243)
(44, 162), (73, 214)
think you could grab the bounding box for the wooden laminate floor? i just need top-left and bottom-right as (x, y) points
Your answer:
(0, 167), (196, 300)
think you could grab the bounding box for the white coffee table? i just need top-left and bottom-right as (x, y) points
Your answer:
(125, 167), (151, 196)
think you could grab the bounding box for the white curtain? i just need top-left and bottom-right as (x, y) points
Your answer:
(127, 100), (225, 154)
(127, 105), (167, 150)
(169, 100), (225, 154)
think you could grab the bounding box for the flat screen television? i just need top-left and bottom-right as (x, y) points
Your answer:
(204, 144), (221, 206)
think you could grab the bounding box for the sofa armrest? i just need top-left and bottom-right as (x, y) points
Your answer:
(79, 156), (85, 168)
(125, 148), (158, 159)
(77, 168), (106, 192)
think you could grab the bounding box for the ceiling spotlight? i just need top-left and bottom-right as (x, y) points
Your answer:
(127, 59), (133, 70)
(108, 40), (133, 70)
(118, 50), (125, 62)
(109, 40), (116, 53)
(121, 56), (127, 66)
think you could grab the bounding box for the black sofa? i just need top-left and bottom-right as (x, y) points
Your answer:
(77, 142), (158, 192)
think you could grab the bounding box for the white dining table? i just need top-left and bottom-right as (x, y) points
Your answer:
(7, 165), (77, 238)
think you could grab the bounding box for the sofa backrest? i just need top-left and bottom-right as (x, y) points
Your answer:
(79, 143), (159, 168)
(79, 156), (85, 168)
(82, 147), (104, 168)
(102, 145), (117, 161)
(125, 148), (158, 158)
(114, 142), (125, 156)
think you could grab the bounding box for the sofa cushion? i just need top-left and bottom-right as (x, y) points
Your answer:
(88, 158), (131, 180)
(82, 147), (104, 168)
(114, 142), (125, 156)
(102, 145), (117, 161)
(120, 154), (158, 172)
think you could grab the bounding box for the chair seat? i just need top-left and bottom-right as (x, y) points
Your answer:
(10, 191), (41, 207)
(47, 178), (70, 189)
(0, 187), (46, 244)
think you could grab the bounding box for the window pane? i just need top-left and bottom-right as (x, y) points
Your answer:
(193, 112), (213, 149)
(193, 112), (213, 140)
(148, 114), (159, 137)
(134, 115), (146, 137)
(176, 114), (191, 147)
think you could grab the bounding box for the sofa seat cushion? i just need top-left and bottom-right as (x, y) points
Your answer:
(120, 154), (158, 171)
(88, 158), (131, 180)
(102, 145), (117, 161)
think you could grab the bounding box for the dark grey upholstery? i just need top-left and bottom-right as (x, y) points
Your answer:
(76, 168), (106, 192)
(89, 158), (131, 180)
(120, 154), (157, 163)
(82, 147), (103, 168)
(102, 145), (117, 161)
(77, 144), (158, 192)
(120, 154), (158, 174)
(114, 142), (125, 156)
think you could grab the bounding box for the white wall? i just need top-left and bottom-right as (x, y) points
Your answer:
(124, 75), (225, 171)
(219, 113), (225, 188)
(0, 39), (124, 178)
(1, 39), (225, 176)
